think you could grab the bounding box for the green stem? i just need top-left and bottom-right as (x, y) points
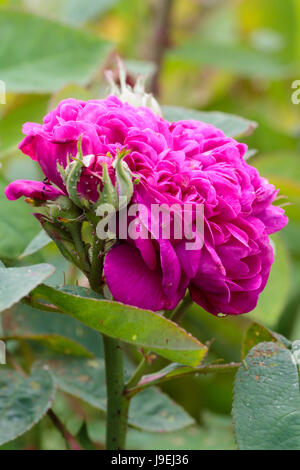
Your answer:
(89, 236), (104, 295)
(125, 357), (148, 390)
(103, 335), (129, 450)
(170, 293), (193, 324)
(68, 223), (91, 274)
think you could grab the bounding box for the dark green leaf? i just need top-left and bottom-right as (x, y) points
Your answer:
(0, 264), (55, 313)
(33, 285), (208, 367)
(129, 388), (194, 432)
(0, 368), (55, 446)
(34, 357), (194, 432)
(1, 303), (103, 357)
(233, 342), (300, 450)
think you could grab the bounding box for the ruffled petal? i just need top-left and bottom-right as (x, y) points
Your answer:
(258, 206), (288, 234)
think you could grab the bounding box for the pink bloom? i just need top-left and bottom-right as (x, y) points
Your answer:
(5, 97), (288, 315)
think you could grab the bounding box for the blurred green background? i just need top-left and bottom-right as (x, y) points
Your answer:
(0, 0), (299, 450)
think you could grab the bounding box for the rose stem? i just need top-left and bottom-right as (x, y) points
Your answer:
(102, 335), (129, 450)
(87, 225), (128, 449)
(89, 236), (104, 295)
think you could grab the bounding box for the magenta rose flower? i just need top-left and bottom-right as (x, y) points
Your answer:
(5, 96), (288, 315)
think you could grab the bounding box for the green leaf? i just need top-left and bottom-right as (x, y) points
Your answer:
(233, 342), (300, 450)
(169, 39), (293, 79)
(0, 368), (55, 446)
(162, 106), (257, 138)
(250, 235), (291, 327)
(0, 9), (112, 93)
(19, 231), (52, 259)
(0, 177), (41, 259)
(129, 388), (194, 432)
(0, 95), (49, 158)
(0, 263), (55, 313)
(24, 0), (120, 26)
(32, 285), (208, 367)
(241, 321), (289, 359)
(35, 357), (194, 432)
(59, 0), (120, 25)
(87, 412), (236, 450)
(1, 303), (103, 358)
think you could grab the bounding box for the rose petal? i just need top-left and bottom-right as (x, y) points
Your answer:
(104, 243), (185, 311)
(5, 180), (64, 201)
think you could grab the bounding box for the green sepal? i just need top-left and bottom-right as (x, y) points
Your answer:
(65, 138), (90, 209)
(65, 160), (88, 209)
(40, 219), (80, 267)
(113, 149), (134, 210)
(94, 162), (118, 210)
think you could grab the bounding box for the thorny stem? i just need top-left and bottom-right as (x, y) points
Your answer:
(6, 353), (82, 451)
(86, 221), (130, 449)
(102, 335), (129, 450)
(150, 0), (174, 97)
(84, 210), (105, 295)
(89, 235), (104, 296)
